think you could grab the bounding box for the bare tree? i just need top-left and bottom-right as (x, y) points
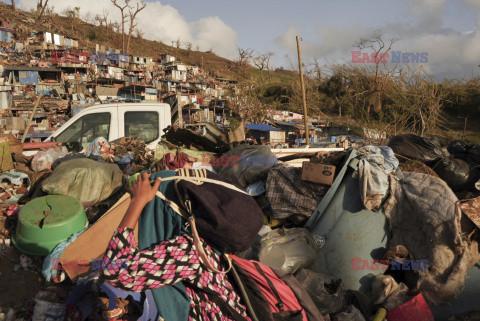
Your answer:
(83, 12), (93, 24)
(111, 0), (131, 53)
(175, 37), (181, 49)
(63, 7), (80, 35)
(135, 29), (144, 39)
(112, 21), (121, 34)
(312, 57), (322, 81)
(185, 42), (192, 51)
(94, 14), (103, 27)
(11, 0), (15, 10)
(354, 30), (397, 114)
(253, 50), (274, 81)
(236, 46), (254, 76)
(126, 0), (146, 53)
(99, 9), (112, 37)
(36, 0), (50, 21)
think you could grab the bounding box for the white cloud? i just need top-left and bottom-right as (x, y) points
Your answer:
(191, 16), (237, 58)
(275, 0), (480, 79)
(17, 0), (238, 59)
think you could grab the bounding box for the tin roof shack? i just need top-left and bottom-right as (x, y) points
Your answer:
(159, 54), (176, 64)
(90, 78), (125, 101)
(246, 124), (285, 146)
(165, 63), (187, 82)
(130, 55), (154, 69)
(26, 32), (77, 50)
(2, 66), (62, 85)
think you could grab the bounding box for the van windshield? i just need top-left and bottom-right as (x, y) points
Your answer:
(55, 112), (111, 151)
(124, 111), (159, 143)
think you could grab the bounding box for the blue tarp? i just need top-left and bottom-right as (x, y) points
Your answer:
(246, 124), (282, 132)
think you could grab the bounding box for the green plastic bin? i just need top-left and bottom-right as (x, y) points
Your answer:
(12, 195), (87, 256)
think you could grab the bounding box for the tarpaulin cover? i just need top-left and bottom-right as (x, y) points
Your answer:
(214, 144), (277, 187)
(41, 158), (123, 204)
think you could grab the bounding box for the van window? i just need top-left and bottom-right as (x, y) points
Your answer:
(124, 111), (159, 142)
(55, 112), (111, 150)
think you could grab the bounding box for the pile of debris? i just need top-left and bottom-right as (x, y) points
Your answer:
(0, 132), (480, 321)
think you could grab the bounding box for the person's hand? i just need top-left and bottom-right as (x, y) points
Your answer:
(129, 172), (161, 206)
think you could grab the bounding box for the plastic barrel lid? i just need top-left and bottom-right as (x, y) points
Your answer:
(13, 195), (87, 256)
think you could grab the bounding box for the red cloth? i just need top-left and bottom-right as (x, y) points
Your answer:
(387, 294), (434, 321)
(164, 152), (197, 170)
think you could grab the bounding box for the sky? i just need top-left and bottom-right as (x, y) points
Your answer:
(5, 0), (480, 79)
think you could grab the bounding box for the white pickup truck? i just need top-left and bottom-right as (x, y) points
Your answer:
(43, 103), (172, 152)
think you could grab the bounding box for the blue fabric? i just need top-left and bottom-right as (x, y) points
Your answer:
(86, 137), (109, 157)
(42, 229), (86, 280)
(138, 170), (190, 321)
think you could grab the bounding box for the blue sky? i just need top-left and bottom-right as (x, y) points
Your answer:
(7, 0), (480, 78)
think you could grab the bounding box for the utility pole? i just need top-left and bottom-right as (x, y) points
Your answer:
(296, 36), (309, 147)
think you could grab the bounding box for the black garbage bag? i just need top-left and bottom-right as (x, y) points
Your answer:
(213, 144), (277, 187)
(447, 140), (480, 165)
(447, 140), (472, 160)
(388, 134), (446, 164)
(469, 145), (480, 164)
(431, 157), (471, 191)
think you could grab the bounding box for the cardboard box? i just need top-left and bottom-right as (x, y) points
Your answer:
(61, 194), (138, 280)
(301, 161), (336, 185)
(6, 117), (26, 131)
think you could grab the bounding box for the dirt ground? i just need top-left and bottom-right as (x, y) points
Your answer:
(0, 244), (44, 315)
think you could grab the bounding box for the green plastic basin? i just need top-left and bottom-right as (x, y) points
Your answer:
(12, 195), (87, 256)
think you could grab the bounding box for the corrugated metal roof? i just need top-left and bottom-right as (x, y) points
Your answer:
(275, 121), (297, 126)
(4, 66), (63, 72)
(246, 124), (282, 132)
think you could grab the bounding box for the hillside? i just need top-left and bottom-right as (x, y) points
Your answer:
(0, 2), (242, 79)
(2, 1), (479, 144)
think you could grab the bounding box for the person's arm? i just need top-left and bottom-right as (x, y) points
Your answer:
(118, 172), (161, 230)
(102, 172), (208, 292)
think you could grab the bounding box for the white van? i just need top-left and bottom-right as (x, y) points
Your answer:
(45, 103), (171, 151)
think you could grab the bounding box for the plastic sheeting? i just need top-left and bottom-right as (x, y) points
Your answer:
(41, 158), (123, 204)
(258, 228), (322, 274)
(214, 145), (277, 187)
(31, 146), (69, 172)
